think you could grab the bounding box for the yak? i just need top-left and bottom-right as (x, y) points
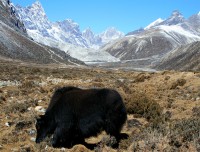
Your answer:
(36, 86), (127, 148)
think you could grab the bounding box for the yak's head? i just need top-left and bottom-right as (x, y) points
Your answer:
(35, 115), (50, 143)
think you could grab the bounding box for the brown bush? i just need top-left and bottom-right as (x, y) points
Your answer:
(125, 93), (163, 122)
(192, 107), (200, 117)
(134, 74), (151, 83)
(0, 95), (6, 103)
(170, 78), (186, 89)
(4, 102), (29, 114)
(19, 80), (36, 89)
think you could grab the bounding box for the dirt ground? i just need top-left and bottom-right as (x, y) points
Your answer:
(0, 60), (200, 152)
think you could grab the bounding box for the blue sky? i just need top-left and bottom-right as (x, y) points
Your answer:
(12, 0), (200, 34)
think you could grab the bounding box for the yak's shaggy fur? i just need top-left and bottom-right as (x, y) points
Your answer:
(36, 86), (127, 148)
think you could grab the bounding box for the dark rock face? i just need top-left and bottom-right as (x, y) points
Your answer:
(154, 41), (200, 71)
(0, 0), (26, 34)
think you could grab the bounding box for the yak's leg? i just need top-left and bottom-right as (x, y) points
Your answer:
(52, 123), (74, 148)
(104, 118), (128, 148)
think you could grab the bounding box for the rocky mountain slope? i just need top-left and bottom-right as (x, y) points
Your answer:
(101, 27), (200, 60)
(0, 0), (26, 34)
(14, 1), (121, 62)
(154, 41), (200, 71)
(0, 0), (83, 65)
(100, 11), (200, 70)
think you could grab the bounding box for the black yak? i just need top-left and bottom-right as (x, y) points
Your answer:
(36, 86), (127, 148)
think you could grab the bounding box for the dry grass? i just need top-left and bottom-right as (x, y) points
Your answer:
(0, 60), (199, 151)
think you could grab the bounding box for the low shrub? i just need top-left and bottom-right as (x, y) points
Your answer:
(192, 107), (200, 117)
(171, 118), (200, 142)
(119, 137), (132, 150)
(170, 78), (186, 89)
(4, 100), (38, 114)
(134, 74), (151, 83)
(125, 93), (163, 122)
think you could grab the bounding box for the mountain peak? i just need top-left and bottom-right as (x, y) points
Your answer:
(103, 27), (124, 35)
(171, 10), (182, 17)
(170, 10), (184, 20)
(161, 10), (185, 26)
(30, 0), (45, 14)
(83, 27), (93, 34)
(100, 27), (124, 44)
(32, 0), (42, 7)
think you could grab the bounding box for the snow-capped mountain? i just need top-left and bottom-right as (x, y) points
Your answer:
(144, 10), (185, 29)
(145, 10), (200, 36)
(15, 1), (88, 48)
(82, 28), (102, 49)
(101, 10), (200, 63)
(0, 0), (83, 65)
(99, 27), (124, 44)
(14, 1), (121, 62)
(14, 1), (123, 49)
(159, 10), (185, 26)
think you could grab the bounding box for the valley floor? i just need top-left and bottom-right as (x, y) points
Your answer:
(0, 60), (200, 151)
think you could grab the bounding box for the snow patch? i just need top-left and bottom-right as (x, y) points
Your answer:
(158, 25), (200, 41)
(145, 18), (164, 29)
(135, 40), (147, 53)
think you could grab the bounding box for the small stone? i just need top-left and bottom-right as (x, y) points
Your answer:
(11, 148), (19, 152)
(45, 145), (48, 150)
(38, 100), (42, 103)
(27, 107), (32, 111)
(35, 106), (46, 113)
(29, 129), (36, 135)
(61, 147), (66, 151)
(30, 137), (36, 142)
(5, 122), (10, 127)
